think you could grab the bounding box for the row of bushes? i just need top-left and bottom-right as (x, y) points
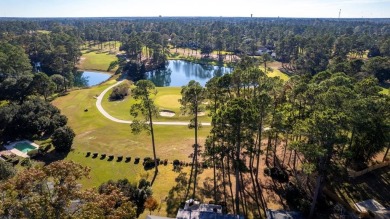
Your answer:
(85, 152), (214, 169)
(86, 152), (133, 162)
(173, 159), (210, 168)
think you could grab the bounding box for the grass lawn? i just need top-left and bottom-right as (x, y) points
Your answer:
(67, 150), (216, 218)
(101, 84), (211, 123)
(380, 87), (389, 95)
(36, 30), (51, 34)
(51, 79), (213, 216)
(52, 79), (210, 162)
(260, 61), (290, 81)
(78, 51), (118, 72)
(266, 68), (289, 81)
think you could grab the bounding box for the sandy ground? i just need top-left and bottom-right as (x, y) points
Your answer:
(159, 111), (175, 117)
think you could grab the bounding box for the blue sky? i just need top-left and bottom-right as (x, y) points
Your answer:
(1, 0), (389, 18)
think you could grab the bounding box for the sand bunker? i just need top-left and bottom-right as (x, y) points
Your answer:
(159, 110), (175, 117)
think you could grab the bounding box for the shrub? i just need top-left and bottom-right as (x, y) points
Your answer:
(173, 159), (180, 166)
(109, 83), (130, 101)
(27, 149), (39, 158)
(144, 159), (156, 170)
(101, 154), (106, 159)
(40, 144), (52, 153)
(108, 155), (114, 161)
(11, 159), (19, 165)
(134, 157), (140, 164)
(0, 159), (16, 180)
(125, 157), (131, 162)
(52, 126), (75, 153)
(86, 152), (91, 157)
(21, 158), (31, 167)
(164, 159), (168, 165)
(92, 153), (98, 158)
(117, 156), (123, 162)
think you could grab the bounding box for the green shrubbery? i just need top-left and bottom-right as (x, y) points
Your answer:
(109, 83), (130, 101)
(27, 149), (39, 158)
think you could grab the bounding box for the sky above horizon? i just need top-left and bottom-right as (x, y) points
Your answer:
(1, 0), (389, 18)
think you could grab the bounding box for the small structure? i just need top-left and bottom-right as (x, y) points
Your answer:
(355, 199), (390, 218)
(33, 62), (41, 72)
(176, 199), (243, 219)
(266, 209), (303, 219)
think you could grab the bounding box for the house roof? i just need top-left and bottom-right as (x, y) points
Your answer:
(354, 199), (386, 213)
(266, 209), (303, 219)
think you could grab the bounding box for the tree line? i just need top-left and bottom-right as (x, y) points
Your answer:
(1, 17), (390, 82)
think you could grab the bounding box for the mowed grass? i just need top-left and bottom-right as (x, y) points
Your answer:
(52, 79), (210, 159)
(380, 87), (389, 95)
(78, 51), (118, 72)
(68, 151), (209, 218)
(266, 68), (289, 81)
(101, 85), (211, 123)
(52, 80), (210, 161)
(52, 80), (213, 216)
(263, 61), (290, 81)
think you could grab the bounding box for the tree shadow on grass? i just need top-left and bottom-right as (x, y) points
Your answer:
(165, 172), (188, 217)
(34, 149), (70, 165)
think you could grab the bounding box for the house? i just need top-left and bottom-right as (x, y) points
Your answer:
(354, 199), (390, 219)
(255, 47), (271, 56)
(148, 199), (244, 219)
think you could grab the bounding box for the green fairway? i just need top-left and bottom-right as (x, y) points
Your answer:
(52, 80), (213, 217)
(101, 85), (211, 122)
(266, 68), (289, 81)
(52, 79), (210, 161)
(78, 51), (118, 72)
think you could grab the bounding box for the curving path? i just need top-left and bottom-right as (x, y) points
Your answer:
(95, 81), (211, 126)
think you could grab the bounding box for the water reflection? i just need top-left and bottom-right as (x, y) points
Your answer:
(148, 68), (172, 87)
(77, 71), (111, 87)
(147, 60), (232, 87)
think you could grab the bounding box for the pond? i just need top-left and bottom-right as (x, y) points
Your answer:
(147, 60), (232, 87)
(80, 71), (111, 87)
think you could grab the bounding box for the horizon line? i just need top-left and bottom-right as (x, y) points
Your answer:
(1, 16), (389, 19)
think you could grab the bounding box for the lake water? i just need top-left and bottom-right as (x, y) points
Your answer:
(147, 60), (232, 87)
(81, 71), (111, 86)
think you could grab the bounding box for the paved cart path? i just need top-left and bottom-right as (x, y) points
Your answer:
(95, 81), (211, 126)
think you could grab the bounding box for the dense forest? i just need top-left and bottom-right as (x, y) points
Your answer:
(0, 17), (389, 218)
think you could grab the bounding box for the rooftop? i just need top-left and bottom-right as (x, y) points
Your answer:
(176, 199), (243, 219)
